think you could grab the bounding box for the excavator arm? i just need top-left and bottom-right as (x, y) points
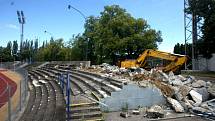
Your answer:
(120, 49), (188, 73)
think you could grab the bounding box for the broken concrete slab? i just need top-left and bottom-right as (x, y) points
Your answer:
(208, 85), (215, 98)
(206, 81), (212, 88)
(146, 105), (164, 118)
(192, 80), (206, 88)
(192, 107), (209, 114)
(200, 103), (210, 110)
(179, 85), (192, 98)
(167, 97), (184, 113)
(171, 79), (183, 86)
(183, 78), (193, 85)
(177, 75), (187, 81)
(193, 87), (209, 102)
(132, 110), (140, 115)
(120, 112), (129, 118)
(168, 71), (175, 80)
(184, 98), (193, 109)
(189, 90), (203, 103)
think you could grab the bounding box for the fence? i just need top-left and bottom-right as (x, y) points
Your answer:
(0, 67), (28, 121)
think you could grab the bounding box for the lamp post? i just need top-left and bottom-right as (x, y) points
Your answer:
(44, 30), (54, 39)
(68, 5), (88, 61)
(17, 11), (25, 61)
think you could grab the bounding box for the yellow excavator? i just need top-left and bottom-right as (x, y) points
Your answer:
(119, 49), (188, 73)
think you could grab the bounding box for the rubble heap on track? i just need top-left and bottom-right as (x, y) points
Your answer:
(84, 63), (215, 118)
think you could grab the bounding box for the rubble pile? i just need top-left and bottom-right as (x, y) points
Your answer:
(85, 63), (215, 118)
(133, 69), (215, 117)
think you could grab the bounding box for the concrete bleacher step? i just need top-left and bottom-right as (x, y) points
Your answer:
(71, 106), (101, 114)
(20, 70), (66, 121)
(109, 81), (123, 88)
(69, 102), (103, 120)
(71, 70), (122, 91)
(71, 74), (104, 98)
(69, 111), (103, 120)
(101, 86), (112, 96)
(70, 102), (98, 108)
(70, 116), (104, 121)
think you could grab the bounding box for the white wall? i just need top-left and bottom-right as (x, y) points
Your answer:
(100, 84), (166, 111)
(198, 53), (215, 71)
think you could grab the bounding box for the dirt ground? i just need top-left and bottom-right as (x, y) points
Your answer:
(0, 70), (22, 121)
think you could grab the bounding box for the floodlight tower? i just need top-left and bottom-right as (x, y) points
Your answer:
(184, 0), (202, 70)
(17, 10), (25, 57)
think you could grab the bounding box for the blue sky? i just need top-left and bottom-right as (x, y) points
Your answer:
(0, 0), (185, 53)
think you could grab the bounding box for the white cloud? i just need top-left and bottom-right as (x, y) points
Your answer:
(5, 24), (19, 30)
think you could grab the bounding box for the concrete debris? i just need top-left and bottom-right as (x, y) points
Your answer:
(183, 78), (193, 85)
(200, 103), (210, 110)
(167, 97), (184, 113)
(192, 107), (210, 114)
(189, 90), (203, 103)
(184, 98), (193, 109)
(187, 75), (196, 81)
(168, 71), (175, 80)
(146, 105), (164, 118)
(132, 110), (140, 115)
(179, 85), (192, 98)
(86, 64), (215, 115)
(192, 80), (206, 88)
(208, 85), (215, 98)
(193, 87), (209, 102)
(120, 112), (129, 118)
(206, 81), (212, 88)
(170, 79), (183, 86)
(187, 99), (195, 106)
(177, 75), (187, 81)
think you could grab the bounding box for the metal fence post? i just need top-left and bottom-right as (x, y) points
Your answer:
(25, 76), (27, 100)
(20, 80), (22, 111)
(8, 85), (11, 121)
(61, 74), (64, 90)
(66, 72), (70, 119)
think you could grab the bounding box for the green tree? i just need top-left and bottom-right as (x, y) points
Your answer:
(186, 0), (215, 58)
(82, 5), (162, 64)
(12, 40), (18, 60)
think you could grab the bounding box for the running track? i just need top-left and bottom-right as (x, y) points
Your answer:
(0, 71), (17, 108)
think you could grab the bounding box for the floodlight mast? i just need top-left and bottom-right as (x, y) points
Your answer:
(17, 10), (25, 61)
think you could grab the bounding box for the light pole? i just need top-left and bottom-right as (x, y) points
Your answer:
(68, 5), (89, 61)
(68, 5), (87, 20)
(17, 11), (25, 61)
(44, 30), (54, 39)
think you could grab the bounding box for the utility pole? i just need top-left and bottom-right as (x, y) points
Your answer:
(17, 11), (25, 61)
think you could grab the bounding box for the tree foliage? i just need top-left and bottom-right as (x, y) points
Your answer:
(186, 0), (215, 58)
(79, 5), (162, 64)
(1, 5), (162, 64)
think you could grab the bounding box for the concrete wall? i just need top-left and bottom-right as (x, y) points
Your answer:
(100, 84), (166, 112)
(198, 53), (215, 71)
